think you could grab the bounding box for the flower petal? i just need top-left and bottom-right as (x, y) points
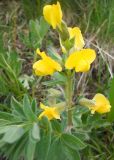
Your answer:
(68, 27), (85, 50)
(93, 93), (110, 106)
(65, 49), (96, 72)
(38, 112), (45, 119)
(33, 50), (62, 76)
(43, 1), (62, 29)
(54, 1), (62, 27)
(92, 93), (111, 114)
(96, 104), (111, 114)
(33, 60), (54, 76)
(38, 104), (61, 120)
(75, 59), (90, 72)
(43, 5), (56, 28)
(40, 103), (48, 110)
(65, 52), (77, 69)
(81, 49), (96, 64)
(53, 112), (61, 119)
(36, 49), (46, 59)
(48, 58), (62, 72)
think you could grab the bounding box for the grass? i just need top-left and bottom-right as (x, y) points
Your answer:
(61, 0), (114, 42)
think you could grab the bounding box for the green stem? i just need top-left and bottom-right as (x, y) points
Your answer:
(66, 71), (73, 126)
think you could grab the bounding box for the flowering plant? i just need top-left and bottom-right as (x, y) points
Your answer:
(0, 1), (112, 160)
(33, 1), (111, 122)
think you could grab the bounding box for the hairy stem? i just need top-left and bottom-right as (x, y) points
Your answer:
(66, 71), (73, 127)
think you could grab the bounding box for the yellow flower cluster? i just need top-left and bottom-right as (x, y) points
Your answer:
(32, 1), (111, 120)
(33, 2), (96, 76)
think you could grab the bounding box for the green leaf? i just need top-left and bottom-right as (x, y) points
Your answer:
(0, 51), (25, 97)
(47, 138), (65, 160)
(12, 136), (27, 160)
(31, 99), (37, 114)
(87, 114), (110, 129)
(47, 46), (62, 62)
(0, 126), (11, 134)
(39, 17), (49, 38)
(43, 71), (67, 87)
(2, 125), (24, 143)
(31, 123), (40, 142)
(61, 133), (86, 150)
(5, 141), (19, 158)
(73, 114), (82, 127)
(42, 80), (63, 86)
(51, 120), (62, 133)
(0, 112), (14, 121)
(108, 78), (114, 122)
(26, 139), (36, 160)
(29, 18), (49, 49)
(0, 141), (5, 148)
(53, 72), (67, 83)
(0, 76), (9, 95)
(63, 145), (81, 160)
(23, 95), (37, 121)
(0, 119), (11, 126)
(7, 51), (22, 76)
(29, 20), (41, 48)
(11, 97), (25, 119)
(36, 117), (51, 160)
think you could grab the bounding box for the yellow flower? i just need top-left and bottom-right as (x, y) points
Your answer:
(65, 49), (96, 72)
(43, 1), (62, 29)
(68, 27), (85, 51)
(33, 49), (62, 76)
(79, 94), (111, 114)
(38, 103), (61, 120)
(60, 27), (85, 53)
(91, 94), (111, 114)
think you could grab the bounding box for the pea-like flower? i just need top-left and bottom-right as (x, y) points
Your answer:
(68, 27), (85, 51)
(33, 49), (62, 76)
(60, 27), (85, 53)
(38, 103), (61, 120)
(91, 94), (111, 114)
(65, 49), (96, 72)
(79, 93), (111, 114)
(43, 1), (62, 29)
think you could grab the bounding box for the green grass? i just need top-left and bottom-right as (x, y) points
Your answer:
(60, 0), (114, 43)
